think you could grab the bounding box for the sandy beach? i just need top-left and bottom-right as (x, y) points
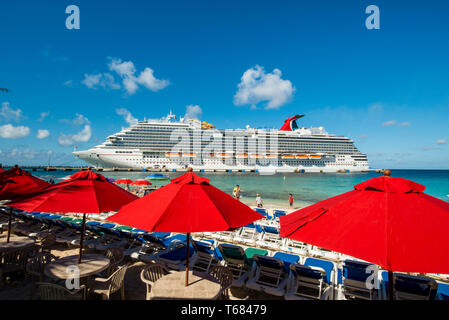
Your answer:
(0, 232), (281, 300)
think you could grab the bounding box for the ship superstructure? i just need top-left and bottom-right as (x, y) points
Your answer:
(73, 112), (369, 172)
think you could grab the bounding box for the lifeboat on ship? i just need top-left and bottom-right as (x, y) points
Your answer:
(235, 153), (248, 159)
(309, 155), (322, 159)
(281, 154), (295, 159)
(249, 154), (264, 159)
(181, 153), (196, 158)
(216, 153), (232, 158)
(265, 154), (278, 159)
(295, 154), (308, 159)
(165, 152), (180, 158)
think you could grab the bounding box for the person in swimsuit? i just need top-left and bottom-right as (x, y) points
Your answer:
(256, 194), (263, 208)
(289, 193), (294, 207)
(233, 185), (241, 200)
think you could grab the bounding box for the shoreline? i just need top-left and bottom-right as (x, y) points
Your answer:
(240, 199), (304, 213)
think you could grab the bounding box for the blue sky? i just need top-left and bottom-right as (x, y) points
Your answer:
(0, 0), (448, 169)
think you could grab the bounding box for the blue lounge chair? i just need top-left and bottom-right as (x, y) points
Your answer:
(191, 239), (222, 272)
(273, 252), (301, 272)
(341, 260), (380, 300)
(379, 271), (438, 300)
(217, 243), (252, 287)
(130, 233), (186, 262)
(234, 223), (262, 246)
(273, 210), (286, 221)
(285, 257), (335, 300)
(254, 208), (273, 223)
(280, 238), (309, 256)
(436, 282), (449, 300)
(256, 226), (282, 250)
(156, 242), (196, 271)
(246, 254), (290, 296)
(393, 273), (438, 300)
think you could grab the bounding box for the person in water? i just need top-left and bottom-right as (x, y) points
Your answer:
(233, 185), (241, 200)
(256, 194), (263, 208)
(289, 193), (294, 207)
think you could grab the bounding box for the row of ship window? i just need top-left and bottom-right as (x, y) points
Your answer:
(114, 141), (357, 150)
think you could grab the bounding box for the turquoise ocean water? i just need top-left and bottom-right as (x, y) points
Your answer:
(28, 169), (449, 209)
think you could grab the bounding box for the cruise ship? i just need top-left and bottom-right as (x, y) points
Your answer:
(73, 112), (369, 173)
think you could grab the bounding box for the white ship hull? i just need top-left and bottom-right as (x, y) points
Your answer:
(74, 147), (369, 173)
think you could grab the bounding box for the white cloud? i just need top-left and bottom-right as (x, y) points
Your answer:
(81, 73), (120, 90)
(436, 139), (447, 145)
(108, 58), (170, 94)
(234, 65), (295, 110)
(61, 113), (90, 126)
(382, 120), (397, 127)
(0, 124), (30, 139)
(58, 125), (91, 146)
(72, 113), (90, 125)
(63, 80), (73, 87)
(82, 74), (101, 88)
(185, 105), (202, 120)
(116, 108), (138, 126)
(38, 111), (50, 122)
(37, 129), (50, 139)
(58, 113), (92, 146)
(58, 134), (74, 146)
(136, 67), (170, 92)
(369, 103), (384, 112)
(72, 125), (91, 142)
(382, 120), (411, 127)
(0, 102), (23, 122)
(109, 59), (136, 77)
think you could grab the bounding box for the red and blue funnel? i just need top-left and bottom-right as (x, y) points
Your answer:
(280, 115), (304, 131)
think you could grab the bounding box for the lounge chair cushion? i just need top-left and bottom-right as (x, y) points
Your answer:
(245, 248), (268, 266)
(273, 252), (300, 272)
(304, 258), (334, 284)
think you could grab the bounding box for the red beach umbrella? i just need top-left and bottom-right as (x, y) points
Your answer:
(0, 168), (5, 173)
(0, 167), (50, 200)
(280, 170), (449, 299)
(7, 169), (138, 262)
(108, 169), (263, 285)
(115, 179), (133, 185)
(0, 167), (51, 243)
(130, 179), (152, 186)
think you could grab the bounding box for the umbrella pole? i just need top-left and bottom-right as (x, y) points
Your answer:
(6, 207), (13, 243)
(388, 270), (395, 300)
(78, 213), (87, 264)
(185, 232), (190, 287)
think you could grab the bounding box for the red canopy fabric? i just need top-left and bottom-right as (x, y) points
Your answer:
(115, 179), (133, 185)
(0, 168), (5, 173)
(7, 170), (138, 213)
(108, 171), (263, 233)
(130, 180), (152, 186)
(280, 175), (449, 274)
(0, 168), (51, 200)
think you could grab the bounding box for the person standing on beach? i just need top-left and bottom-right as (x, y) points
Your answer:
(289, 193), (294, 207)
(256, 194), (263, 208)
(233, 185), (241, 201)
